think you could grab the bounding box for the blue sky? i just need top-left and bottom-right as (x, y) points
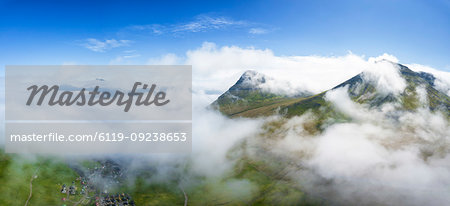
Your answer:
(0, 0), (449, 71)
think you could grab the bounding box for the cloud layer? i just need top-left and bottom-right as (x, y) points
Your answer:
(180, 42), (450, 99)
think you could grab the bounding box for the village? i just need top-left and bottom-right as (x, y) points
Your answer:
(59, 160), (136, 206)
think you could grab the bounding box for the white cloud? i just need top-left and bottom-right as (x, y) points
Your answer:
(147, 53), (181, 65)
(185, 42), (409, 95)
(361, 60), (406, 95)
(82, 38), (132, 52)
(190, 105), (263, 177)
(406, 63), (450, 96)
(368, 53), (399, 63)
(270, 87), (450, 206)
(249, 28), (268, 34)
(325, 86), (372, 121)
(173, 15), (246, 33)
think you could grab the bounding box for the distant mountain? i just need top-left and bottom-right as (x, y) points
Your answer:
(331, 62), (449, 110)
(212, 63), (450, 121)
(211, 70), (312, 116)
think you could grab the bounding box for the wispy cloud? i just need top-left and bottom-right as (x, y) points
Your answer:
(125, 15), (269, 36)
(82, 38), (132, 52)
(172, 15), (246, 33)
(127, 24), (164, 35)
(109, 50), (141, 64)
(249, 28), (268, 34)
(81, 15), (272, 52)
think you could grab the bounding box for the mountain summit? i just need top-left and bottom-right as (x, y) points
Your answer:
(211, 70), (312, 116)
(231, 70), (268, 90)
